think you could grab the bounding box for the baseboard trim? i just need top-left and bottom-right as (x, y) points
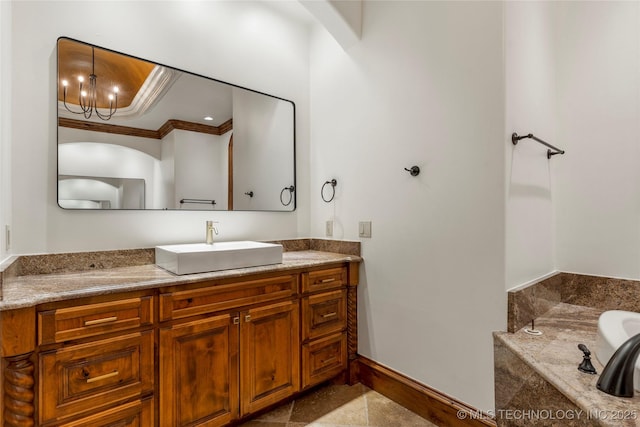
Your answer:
(357, 356), (496, 427)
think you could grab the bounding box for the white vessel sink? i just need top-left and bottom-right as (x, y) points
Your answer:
(595, 310), (640, 391)
(155, 241), (283, 275)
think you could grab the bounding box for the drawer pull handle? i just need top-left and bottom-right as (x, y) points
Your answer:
(84, 316), (118, 326)
(233, 317), (240, 325)
(86, 370), (119, 383)
(245, 315), (251, 322)
(319, 278), (336, 284)
(322, 312), (338, 318)
(321, 357), (337, 365)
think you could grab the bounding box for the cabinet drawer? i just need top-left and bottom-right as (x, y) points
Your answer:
(38, 296), (153, 345)
(56, 397), (154, 427)
(39, 331), (154, 424)
(302, 267), (347, 293)
(302, 333), (347, 389)
(302, 290), (347, 341)
(159, 274), (297, 321)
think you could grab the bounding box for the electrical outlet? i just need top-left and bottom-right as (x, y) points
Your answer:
(326, 220), (333, 237)
(358, 221), (372, 238)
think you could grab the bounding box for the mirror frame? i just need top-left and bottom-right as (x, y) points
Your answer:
(56, 36), (296, 212)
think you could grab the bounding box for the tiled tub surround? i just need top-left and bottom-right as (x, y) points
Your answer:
(495, 303), (640, 427)
(498, 272), (640, 427)
(508, 272), (640, 333)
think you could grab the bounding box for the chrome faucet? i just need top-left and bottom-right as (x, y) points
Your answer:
(206, 221), (219, 245)
(597, 333), (640, 397)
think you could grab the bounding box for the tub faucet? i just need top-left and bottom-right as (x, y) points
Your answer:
(206, 221), (219, 245)
(597, 333), (640, 397)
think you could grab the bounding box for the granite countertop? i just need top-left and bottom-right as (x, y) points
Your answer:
(495, 303), (640, 427)
(0, 250), (361, 311)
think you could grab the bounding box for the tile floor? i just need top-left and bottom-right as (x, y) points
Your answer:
(238, 383), (439, 427)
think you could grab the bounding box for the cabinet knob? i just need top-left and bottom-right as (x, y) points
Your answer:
(245, 315), (251, 323)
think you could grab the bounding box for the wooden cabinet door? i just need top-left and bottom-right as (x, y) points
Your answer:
(240, 300), (300, 416)
(159, 314), (239, 427)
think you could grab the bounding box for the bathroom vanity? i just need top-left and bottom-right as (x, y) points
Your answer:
(0, 243), (360, 427)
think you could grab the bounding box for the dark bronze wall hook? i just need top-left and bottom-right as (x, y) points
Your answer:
(404, 166), (420, 176)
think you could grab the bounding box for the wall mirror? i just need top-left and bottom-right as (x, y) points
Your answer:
(57, 37), (296, 211)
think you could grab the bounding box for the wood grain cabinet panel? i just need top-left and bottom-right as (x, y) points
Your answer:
(159, 275), (297, 321)
(38, 296), (153, 345)
(56, 397), (154, 427)
(7, 261), (358, 427)
(302, 267), (347, 293)
(240, 300), (300, 416)
(302, 333), (347, 389)
(159, 314), (239, 427)
(302, 290), (347, 341)
(39, 331), (154, 425)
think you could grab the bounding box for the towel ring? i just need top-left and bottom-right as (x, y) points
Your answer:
(321, 179), (337, 203)
(280, 185), (294, 206)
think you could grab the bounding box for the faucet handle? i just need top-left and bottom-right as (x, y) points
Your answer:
(578, 344), (597, 375)
(207, 221), (219, 235)
(578, 343), (591, 356)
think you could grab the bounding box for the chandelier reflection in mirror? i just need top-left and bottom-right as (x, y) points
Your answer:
(61, 46), (119, 120)
(57, 37), (296, 211)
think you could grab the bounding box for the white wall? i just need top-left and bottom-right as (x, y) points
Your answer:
(554, 1), (640, 279)
(309, 1), (505, 412)
(173, 130), (229, 210)
(59, 178), (122, 209)
(58, 142), (157, 208)
(8, 1), (310, 254)
(505, 1), (557, 289)
(58, 142), (157, 183)
(232, 88), (295, 211)
(505, 1), (640, 284)
(0, 1), (11, 260)
(158, 132), (176, 210)
(58, 127), (162, 159)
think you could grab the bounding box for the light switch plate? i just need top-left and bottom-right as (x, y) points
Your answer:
(358, 221), (372, 238)
(326, 220), (333, 237)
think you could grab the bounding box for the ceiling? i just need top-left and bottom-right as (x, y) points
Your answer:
(57, 39), (233, 130)
(57, 39), (155, 110)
